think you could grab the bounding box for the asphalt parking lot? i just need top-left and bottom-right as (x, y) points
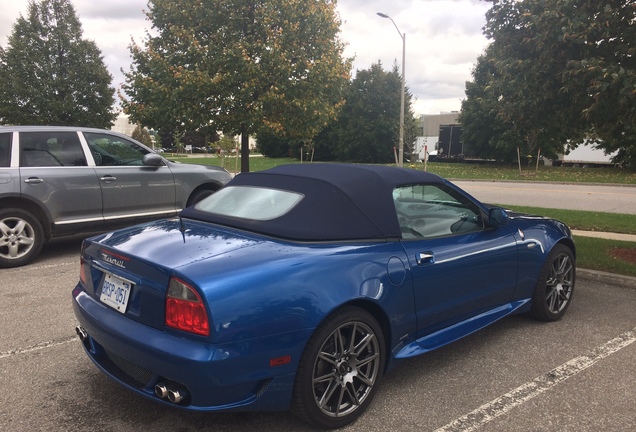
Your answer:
(1, 236), (635, 432)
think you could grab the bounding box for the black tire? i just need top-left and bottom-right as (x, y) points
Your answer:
(529, 244), (575, 321)
(292, 306), (385, 429)
(0, 208), (44, 268)
(186, 189), (215, 207)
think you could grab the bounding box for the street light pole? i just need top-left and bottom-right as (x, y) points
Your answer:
(377, 12), (405, 168)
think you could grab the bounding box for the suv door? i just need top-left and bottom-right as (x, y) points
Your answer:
(82, 132), (178, 222)
(18, 131), (103, 228)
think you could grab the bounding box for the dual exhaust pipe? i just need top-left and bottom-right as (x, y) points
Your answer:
(75, 325), (189, 405)
(75, 325), (88, 342)
(155, 382), (189, 404)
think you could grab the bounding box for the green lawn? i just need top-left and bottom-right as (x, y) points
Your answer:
(572, 236), (636, 277)
(500, 205), (636, 278)
(497, 205), (636, 235)
(170, 155), (636, 277)
(421, 162), (636, 184)
(170, 155), (636, 184)
(168, 155), (299, 172)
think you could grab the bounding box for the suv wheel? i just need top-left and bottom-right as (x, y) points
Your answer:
(0, 208), (44, 268)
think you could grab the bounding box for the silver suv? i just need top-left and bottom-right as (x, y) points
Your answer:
(0, 126), (232, 268)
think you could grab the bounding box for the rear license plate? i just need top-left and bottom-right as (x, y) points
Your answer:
(100, 273), (132, 313)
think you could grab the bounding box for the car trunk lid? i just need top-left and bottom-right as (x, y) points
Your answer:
(79, 218), (262, 331)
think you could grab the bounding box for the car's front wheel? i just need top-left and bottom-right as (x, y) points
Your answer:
(529, 244), (575, 321)
(292, 306), (385, 429)
(186, 189), (215, 207)
(0, 208), (44, 268)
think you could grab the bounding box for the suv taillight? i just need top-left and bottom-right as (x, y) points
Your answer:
(165, 277), (209, 336)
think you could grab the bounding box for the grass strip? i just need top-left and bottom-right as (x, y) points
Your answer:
(169, 156), (636, 185)
(496, 205), (636, 235)
(573, 236), (636, 278)
(420, 162), (636, 184)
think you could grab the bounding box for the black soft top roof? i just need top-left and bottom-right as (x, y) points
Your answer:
(181, 163), (446, 241)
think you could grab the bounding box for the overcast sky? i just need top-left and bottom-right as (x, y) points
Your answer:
(0, 0), (491, 115)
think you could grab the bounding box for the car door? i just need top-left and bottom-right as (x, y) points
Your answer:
(395, 183), (518, 337)
(81, 131), (178, 222)
(18, 131), (103, 227)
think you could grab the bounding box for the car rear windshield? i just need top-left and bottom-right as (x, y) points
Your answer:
(194, 186), (304, 221)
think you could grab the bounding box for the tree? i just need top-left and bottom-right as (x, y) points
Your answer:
(314, 62), (418, 164)
(121, 0), (351, 172)
(216, 135), (238, 153)
(557, 0), (636, 167)
(132, 125), (154, 147)
(460, 50), (518, 162)
(255, 129), (296, 158)
(157, 128), (219, 152)
(462, 0), (635, 166)
(0, 0), (116, 127)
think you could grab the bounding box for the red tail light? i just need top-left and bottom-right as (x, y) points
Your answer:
(165, 278), (210, 336)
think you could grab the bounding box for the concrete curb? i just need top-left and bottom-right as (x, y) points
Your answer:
(572, 230), (636, 242)
(577, 268), (636, 289)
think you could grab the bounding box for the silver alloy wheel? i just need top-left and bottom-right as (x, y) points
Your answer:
(311, 321), (381, 418)
(545, 252), (574, 313)
(0, 216), (36, 260)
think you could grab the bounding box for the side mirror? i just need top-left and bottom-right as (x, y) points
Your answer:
(142, 152), (164, 167)
(488, 207), (509, 226)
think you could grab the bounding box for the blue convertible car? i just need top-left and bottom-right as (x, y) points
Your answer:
(72, 164), (575, 428)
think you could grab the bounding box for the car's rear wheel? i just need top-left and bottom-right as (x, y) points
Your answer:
(529, 244), (575, 321)
(0, 208), (44, 268)
(292, 306), (385, 429)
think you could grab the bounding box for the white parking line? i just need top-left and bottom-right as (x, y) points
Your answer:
(434, 327), (636, 432)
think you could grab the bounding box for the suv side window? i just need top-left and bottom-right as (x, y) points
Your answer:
(20, 131), (86, 167)
(84, 132), (150, 167)
(0, 133), (11, 167)
(393, 184), (484, 239)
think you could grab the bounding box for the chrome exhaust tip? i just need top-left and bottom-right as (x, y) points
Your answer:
(167, 387), (189, 404)
(75, 326), (88, 342)
(155, 381), (189, 404)
(155, 383), (169, 399)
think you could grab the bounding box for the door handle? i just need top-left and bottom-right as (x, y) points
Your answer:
(417, 251), (435, 265)
(100, 176), (117, 182)
(24, 177), (44, 184)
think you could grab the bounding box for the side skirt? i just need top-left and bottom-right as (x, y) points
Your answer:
(395, 299), (531, 359)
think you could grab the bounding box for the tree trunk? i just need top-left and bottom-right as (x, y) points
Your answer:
(241, 124), (250, 173)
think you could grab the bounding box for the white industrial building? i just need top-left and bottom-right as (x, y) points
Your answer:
(111, 113), (136, 136)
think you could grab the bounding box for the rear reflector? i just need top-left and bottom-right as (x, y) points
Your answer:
(165, 278), (209, 336)
(270, 355), (291, 367)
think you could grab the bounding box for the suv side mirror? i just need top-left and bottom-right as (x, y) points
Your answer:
(488, 207), (509, 226)
(142, 152), (164, 167)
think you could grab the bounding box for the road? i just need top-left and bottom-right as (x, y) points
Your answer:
(452, 180), (636, 215)
(1, 235), (635, 431)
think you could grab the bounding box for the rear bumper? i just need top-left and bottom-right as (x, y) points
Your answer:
(72, 286), (311, 412)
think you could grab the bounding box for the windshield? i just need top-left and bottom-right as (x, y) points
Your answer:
(194, 186), (304, 221)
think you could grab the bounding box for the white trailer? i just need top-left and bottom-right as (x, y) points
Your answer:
(412, 136), (436, 161)
(553, 142), (618, 167)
